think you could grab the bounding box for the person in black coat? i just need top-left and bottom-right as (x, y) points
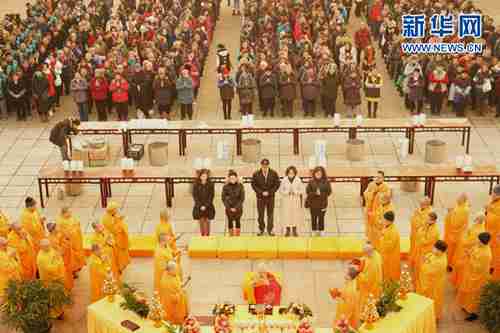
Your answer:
(49, 118), (81, 161)
(222, 170), (245, 236)
(251, 159), (281, 236)
(8, 73), (27, 121)
(305, 166), (332, 236)
(192, 169), (216, 236)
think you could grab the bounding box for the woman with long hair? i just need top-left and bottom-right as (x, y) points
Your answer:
(192, 169), (216, 236)
(279, 166), (305, 236)
(305, 166), (332, 236)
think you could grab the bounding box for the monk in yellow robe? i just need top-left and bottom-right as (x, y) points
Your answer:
(330, 266), (361, 329)
(371, 194), (394, 250)
(414, 212), (440, 289)
(417, 240), (448, 320)
(7, 223), (36, 280)
(154, 233), (175, 292)
(101, 201), (130, 273)
(47, 223), (74, 291)
(37, 239), (66, 318)
(378, 211), (400, 281)
(363, 171), (391, 244)
(20, 197), (46, 256)
(160, 261), (189, 325)
(90, 222), (119, 280)
(0, 237), (21, 298)
(486, 185), (500, 281)
(450, 213), (486, 286)
(357, 242), (383, 310)
(88, 244), (109, 303)
(56, 207), (86, 273)
(156, 209), (178, 252)
(0, 210), (10, 238)
(409, 197), (432, 268)
(444, 193), (470, 270)
(242, 263), (282, 305)
(457, 232), (493, 321)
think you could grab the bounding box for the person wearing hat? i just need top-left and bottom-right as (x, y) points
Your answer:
(100, 201), (130, 274)
(457, 232), (492, 321)
(379, 211), (400, 281)
(222, 170), (245, 236)
(251, 159), (280, 236)
(176, 65), (195, 120)
(486, 184), (500, 280)
(417, 240), (448, 320)
(217, 66), (236, 120)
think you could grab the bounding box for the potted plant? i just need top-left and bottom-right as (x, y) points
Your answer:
(1, 279), (72, 333)
(479, 281), (500, 333)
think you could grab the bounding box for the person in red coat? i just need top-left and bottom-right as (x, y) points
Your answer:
(43, 64), (57, 116)
(90, 69), (109, 121)
(109, 74), (129, 121)
(428, 65), (449, 115)
(369, 0), (383, 39)
(354, 22), (372, 65)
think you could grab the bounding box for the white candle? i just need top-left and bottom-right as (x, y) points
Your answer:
(334, 113), (341, 126)
(355, 114), (363, 127)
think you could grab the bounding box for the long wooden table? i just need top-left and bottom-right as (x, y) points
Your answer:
(74, 118), (472, 157)
(38, 165), (498, 208)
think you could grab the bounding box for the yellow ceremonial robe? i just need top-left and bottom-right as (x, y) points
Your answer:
(154, 244), (174, 292)
(417, 252), (447, 319)
(101, 213), (130, 272)
(371, 203), (394, 250)
(90, 231), (119, 280)
(409, 206), (432, 268)
(364, 182), (391, 242)
(357, 250), (383, 310)
(457, 244), (492, 313)
(450, 223), (485, 286)
(155, 219), (177, 252)
(444, 202), (470, 266)
(379, 223), (401, 281)
(159, 271), (189, 325)
(486, 199), (500, 281)
(37, 248), (66, 318)
(334, 278), (361, 329)
(0, 249), (21, 297)
(48, 232), (74, 291)
(0, 212), (10, 238)
(57, 215), (86, 272)
(20, 208), (45, 255)
(414, 223), (440, 289)
(88, 254), (108, 303)
(7, 231), (36, 280)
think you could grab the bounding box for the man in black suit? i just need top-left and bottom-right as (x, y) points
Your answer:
(251, 159), (281, 236)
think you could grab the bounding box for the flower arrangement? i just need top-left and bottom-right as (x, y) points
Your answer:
(285, 303), (313, 320)
(333, 318), (358, 333)
(183, 316), (201, 333)
(120, 283), (150, 318)
(399, 265), (413, 300)
(214, 314), (232, 333)
(148, 291), (165, 327)
(103, 268), (119, 302)
(213, 303), (236, 316)
(296, 318), (313, 333)
(361, 294), (379, 330)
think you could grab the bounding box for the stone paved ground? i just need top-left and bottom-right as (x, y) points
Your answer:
(2, 1), (500, 332)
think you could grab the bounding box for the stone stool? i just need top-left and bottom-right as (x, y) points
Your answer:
(425, 139), (447, 164)
(241, 138), (262, 163)
(148, 142), (169, 166)
(346, 139), (365, 161)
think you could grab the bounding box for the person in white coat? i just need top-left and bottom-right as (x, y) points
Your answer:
(279, 166), (305, 236)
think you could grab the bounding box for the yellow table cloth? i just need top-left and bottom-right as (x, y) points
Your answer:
(359, 293), (436, 333)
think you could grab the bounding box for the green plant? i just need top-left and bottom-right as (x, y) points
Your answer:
(1, 279), (72, 333)
(479, 281), (500, 333)
(376, 280), (402, 317)
(120, 283), (150, 318)
(286, 302), (313, 320)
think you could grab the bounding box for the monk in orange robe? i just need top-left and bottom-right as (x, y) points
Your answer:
(450, 213), (486, 286)
(88, 244), (109, 303)
(156, 209), (178, 252)
(0, 210), (10, 238)
(330, 266), (361, 329)
(20, 197), (46, 256)
(160, 261), (189, 325)
(101, 202), (130, 273)
(413, 212), (440, 289)
(457, 232), (492, 321)
(242, 263), (282, 305)
(90, 222), (119, 280)
(56, 207), (86, 273)
(7, 223), (36, 280)
(37, 239), (66, 318)
(154, 233), (175, 292)
(378, 211), (400, 281)
(417, 240), (448, 320)
(357, 242), (383, 310)
(486, 185), (500, 281)
(0, 237), (21, 298)
(363, 171), (391, 245)
(409, 197), (432, 268)
(444, 193), (470, 271)
(371, 193), (394, 250)
(47, 223), (74, 291)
